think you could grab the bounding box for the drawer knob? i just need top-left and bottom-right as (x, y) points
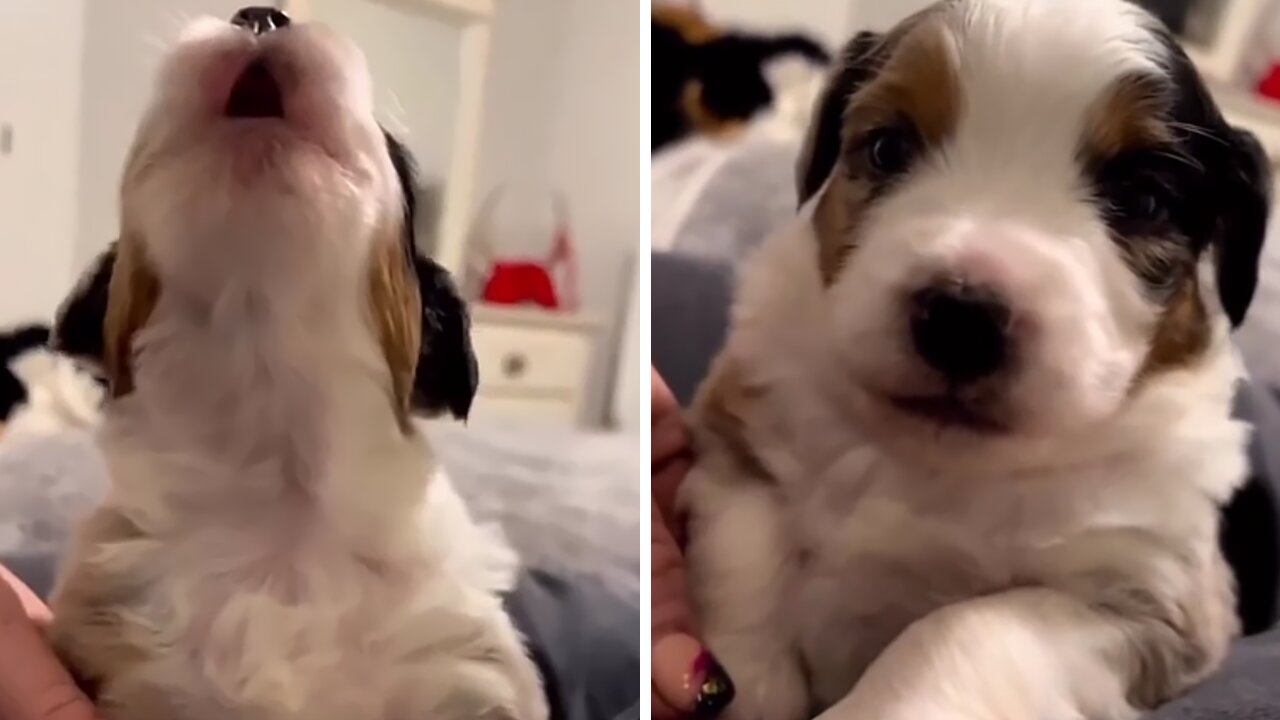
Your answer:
(502, 352), (528, 379)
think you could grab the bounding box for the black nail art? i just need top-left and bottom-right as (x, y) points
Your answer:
(692, 651), (736, 718)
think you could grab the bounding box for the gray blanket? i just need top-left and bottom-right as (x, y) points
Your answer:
(1149, 629), (1280, 719)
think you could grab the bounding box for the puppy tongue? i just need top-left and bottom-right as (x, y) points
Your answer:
(225, 60), (284, 119)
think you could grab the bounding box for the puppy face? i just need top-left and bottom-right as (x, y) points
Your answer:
(799, 0), (1269, 451)
(119, 15), (397, 298)
(56, 13), (478, 423)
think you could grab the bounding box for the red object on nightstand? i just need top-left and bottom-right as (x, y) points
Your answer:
(481, 224), (574, 309)
(1259, 64), (1280, 102)
(468, 187), (579, 311)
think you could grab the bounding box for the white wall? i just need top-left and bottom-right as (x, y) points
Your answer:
(544, 0), (640, 425)
(697, 0), (939, 49)
(0, 0), (86, 325)
(312, 0), (460, 179)
(475, 0), (567, 196)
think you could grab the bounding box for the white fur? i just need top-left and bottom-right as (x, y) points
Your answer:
(683, 2), (1251, 719)
(52, 17), (545, 720)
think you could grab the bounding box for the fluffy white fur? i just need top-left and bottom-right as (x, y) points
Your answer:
(49, 17), (545, 720)
(682, 1), (1252, 719)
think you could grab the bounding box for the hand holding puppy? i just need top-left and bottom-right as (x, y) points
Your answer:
(0, 565), (97, 720)
(651, 369), (735, 719)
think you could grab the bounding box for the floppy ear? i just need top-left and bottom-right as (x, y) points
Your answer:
(52, 243), (117, 374)
(796, 31), (886, 206)
(1216, 127), (1272, 327)
(102, 236), (160, 397)
(411, 255), (479, 421)
(380, 128), (478, 420)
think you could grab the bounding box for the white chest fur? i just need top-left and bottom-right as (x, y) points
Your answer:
(783, 441), (1224, 706)
(685, 382), (1248, 715)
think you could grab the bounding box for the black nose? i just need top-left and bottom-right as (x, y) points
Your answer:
(909, 281), (1011, 383)
(231, 7), (291, 35)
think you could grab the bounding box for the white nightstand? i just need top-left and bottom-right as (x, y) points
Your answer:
(469, 304), (597, 425)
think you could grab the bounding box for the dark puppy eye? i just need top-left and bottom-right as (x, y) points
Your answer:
(865, 126), (919, 176)
(1112, 180), (1171, 224)
(1131, 242), (1190, 300)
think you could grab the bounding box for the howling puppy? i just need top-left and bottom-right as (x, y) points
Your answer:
(47, 8), (546, 720)
(681, 1), (1272, 719)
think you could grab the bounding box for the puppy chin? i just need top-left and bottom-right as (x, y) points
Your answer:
(121, 17), (396, 304)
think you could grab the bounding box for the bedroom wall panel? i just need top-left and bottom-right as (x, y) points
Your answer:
(544, 0), (641, 425)
(700, 0), (853, 48)
(0, 0), (86, 325)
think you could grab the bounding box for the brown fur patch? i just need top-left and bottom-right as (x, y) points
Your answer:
(813, 16), (960, 284)
(842, 20), (961, 149)
(690, 354), (772, 482)
(1137, 271), (1211, 380)
(367, 229), (422, 433)
(652, 4), (722, 44)
(814, 172), (876, 285)
(104, 234), (160, 398)
(1082, 74), (1174, 162)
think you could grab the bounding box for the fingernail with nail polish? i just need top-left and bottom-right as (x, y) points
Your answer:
(691, 651), (735, 718)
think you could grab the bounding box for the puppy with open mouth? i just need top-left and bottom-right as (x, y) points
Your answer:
(681, 1), (1271, 719)
(45, 8), (546, 720)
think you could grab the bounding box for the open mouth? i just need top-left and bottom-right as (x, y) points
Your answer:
(890, 394), (1008, 434)
(225, 59), (285, 119)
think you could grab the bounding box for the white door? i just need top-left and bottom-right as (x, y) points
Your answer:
(0, 0), (84, 326)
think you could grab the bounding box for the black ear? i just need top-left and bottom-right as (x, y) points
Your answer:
(796, 31), (886, 206)
(411, 255), (479, 420)
(1215, 128), (1272, 327)
(51, 243), (116, 374)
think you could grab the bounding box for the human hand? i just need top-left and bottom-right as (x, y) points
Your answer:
(651, 369), (735, 719)
(0, 565), (97, 720)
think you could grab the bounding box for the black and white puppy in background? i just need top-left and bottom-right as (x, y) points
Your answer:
(45, 8), (543, 720)
(0, 324), (102, 434)
(0, 324), (52, 420)
(682, 1), (1272, 719)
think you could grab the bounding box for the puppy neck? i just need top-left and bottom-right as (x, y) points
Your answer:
(103, 280), (428, 541)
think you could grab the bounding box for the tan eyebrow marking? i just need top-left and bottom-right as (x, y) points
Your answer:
(1082, 73), (1174, 162)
